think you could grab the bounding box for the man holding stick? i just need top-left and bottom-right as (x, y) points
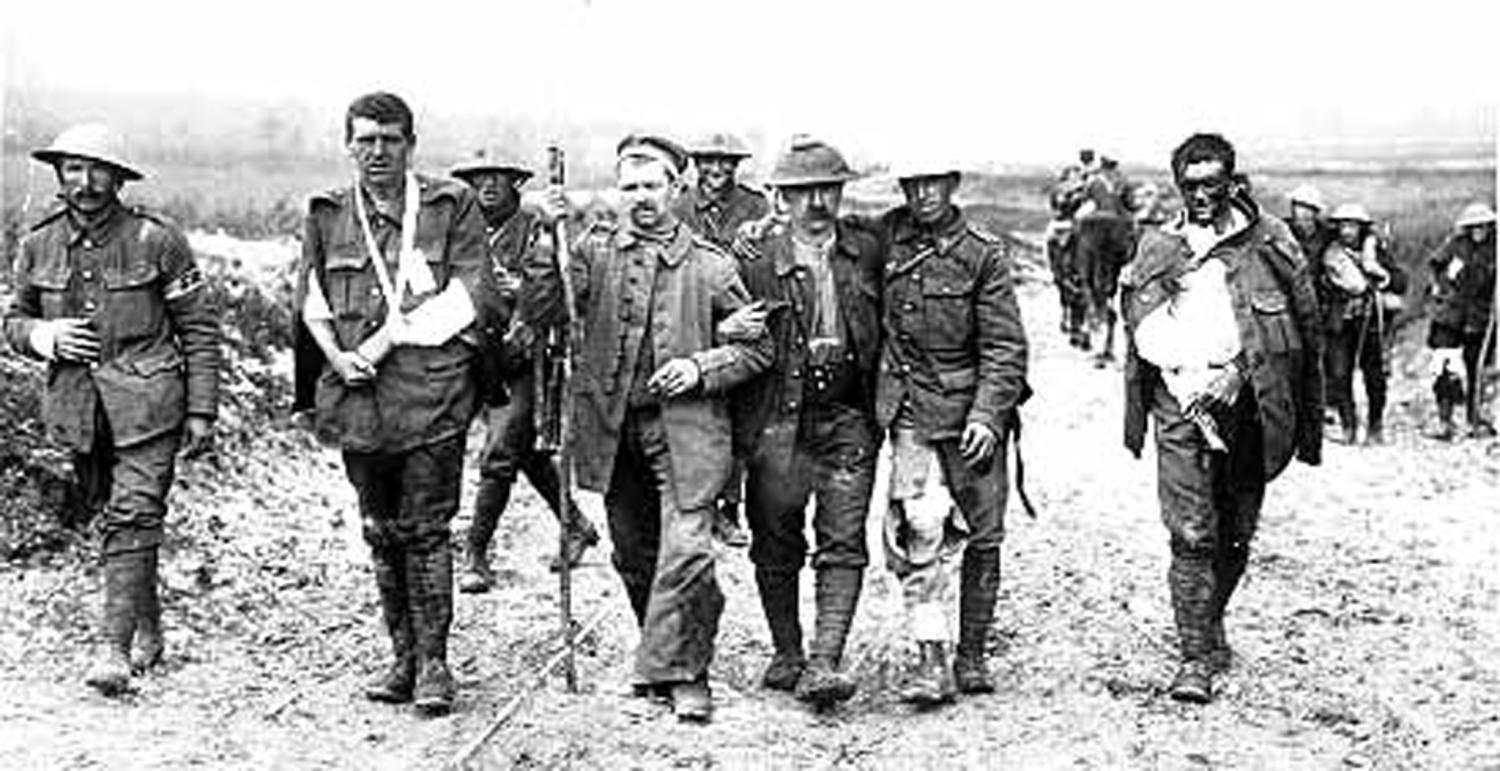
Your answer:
(525, 134), (771, 722)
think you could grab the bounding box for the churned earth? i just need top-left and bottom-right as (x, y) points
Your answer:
(1, 236), (1497, 770)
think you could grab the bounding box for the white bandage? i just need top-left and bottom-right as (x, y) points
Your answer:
(392, 281), (476, 347)
(27, 320), (58, 361)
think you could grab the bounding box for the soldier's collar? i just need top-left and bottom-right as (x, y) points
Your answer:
(65, 200), (128, 247)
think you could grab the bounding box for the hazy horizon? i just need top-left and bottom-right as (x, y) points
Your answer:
(4, 0), (1495, 178)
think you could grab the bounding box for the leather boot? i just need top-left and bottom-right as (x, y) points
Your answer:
(85, 551), (139, 696)
(130, 548), (164, 673)
(796, 567), (863, 706)
(1167, 550), (1216, 704)
(549, 504), (601, 573)
(1208, 545), (1248, 673)
(754, 567), (805, 691)
(408, 545), (456, 715)
(459, 478), (508, 593)
(954, 548), (1000, 694)
(364, 548), (416, 703)
(901, 641), (956, 706)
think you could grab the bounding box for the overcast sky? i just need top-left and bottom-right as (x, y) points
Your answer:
(4, 0), (1495, 168)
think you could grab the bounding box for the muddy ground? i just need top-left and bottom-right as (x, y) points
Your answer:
(2, 264), (1498, 770)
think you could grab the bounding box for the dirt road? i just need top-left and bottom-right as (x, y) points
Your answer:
(2, 278), (1497, 770)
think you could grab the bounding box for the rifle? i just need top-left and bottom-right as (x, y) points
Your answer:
(534, 144), (578, 692)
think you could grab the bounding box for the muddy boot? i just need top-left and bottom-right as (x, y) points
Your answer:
(364, 548), (416, 703)
(754, 567), (805, 691)
(409, 545), (457, 715)
(1167, 548), (1216, 704)
(459, 478), (508, 593)
(549, 507), (601, 573)
(1207, 545), (1248, 674)
(954, 548), (1000, 694)
(1430, 373), (1464, 440)
(796, 567), (862, 706)
(130, 548), (164, 673)
(902, 641), (956, 706)
(85, 551), (139, 696)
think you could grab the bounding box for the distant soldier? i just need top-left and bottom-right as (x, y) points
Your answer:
(1046, 165), (1088, 343)
(876, 157), (1030, 705)
(525, 134), (771, 722)
(449, 149), (599, 593)
(725, 137), (883, 706)
(4, 124), (220, 696)
(1283, 185), (1332, 265)
(293, 92), (504, 715)
(1121, 133), (1322, 704)
(1319, 203), (1405, 445)
(1426, 202), (1497, 440)
(1073, 155), (1133, 366)
(674, 132), (771, 549)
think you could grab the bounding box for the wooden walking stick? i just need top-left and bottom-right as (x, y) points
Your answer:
(534, 144), (578, 692)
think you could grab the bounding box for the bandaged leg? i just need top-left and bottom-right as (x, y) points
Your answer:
(885, 429), (958, 644)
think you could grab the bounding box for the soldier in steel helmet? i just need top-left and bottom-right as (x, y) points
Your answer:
(523, 134), (771, 723)
(449, 149), (599, 593)
(674, 131), (771, 549)
(1121, 133), (1323, 703)
(292, 92), (507, 716)
(873, 155), (1030, 705)
(1425, 202), (1497, 439)
(1319, 203), (1406, 445)
(720, 136), (884, 707)
(4, 123), (221, 697)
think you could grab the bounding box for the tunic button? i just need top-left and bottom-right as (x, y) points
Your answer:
(82, 270), (95, 281)
(904, 302), (915, 311)
(370, 287), (381, 297)
(84, 300), (97, 311)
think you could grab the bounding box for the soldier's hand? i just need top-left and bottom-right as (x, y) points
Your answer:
(52, 318), (102, 363)
(959, 422), (997, 467)
(648, 358), (702, 398)
(716, 301), (769, 341)
(537, 184), (572, 226)
(329, 350), (376, 386)
(180, 415), (215, 460)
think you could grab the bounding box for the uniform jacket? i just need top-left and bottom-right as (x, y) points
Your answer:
(4, 203), (220, 450)
(292, 173), (496, 453)
(1122, 194), (1324, 480)
(874, 207), (1030, 442)
(478, 206), (549, 387)
(1428, 234), (1495, 338)
(528, 219), (772, 510)
(673, 184), (771, 249)
(728, 218), (884, 463)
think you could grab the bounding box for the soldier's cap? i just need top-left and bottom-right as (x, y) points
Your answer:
(450, 148), (534, 183)
(1329, 202), (1373, 224)
(617, 133), (689, 175)
(1455, 202), (1496, 229)
(686, 132), (752, 160)
(32, 123), (144, 181)
(1287, 184), (1325, 212)
(767, 135), (858, 188)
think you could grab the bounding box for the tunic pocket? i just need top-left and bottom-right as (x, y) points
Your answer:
(1250, 291), (1297, 352)
(102, 261), (163, 342)
(921, 280), (975, 352)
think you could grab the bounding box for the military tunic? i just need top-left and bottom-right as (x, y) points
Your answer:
(4, 203), (220, 554)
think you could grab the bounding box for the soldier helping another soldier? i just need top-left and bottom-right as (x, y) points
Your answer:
(875, 157), (1030, 705)
(725, 137), (884, 707)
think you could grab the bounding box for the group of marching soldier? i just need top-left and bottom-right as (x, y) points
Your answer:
(1048, 150), (1497, 446)
(4, 90), (1494, 726)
